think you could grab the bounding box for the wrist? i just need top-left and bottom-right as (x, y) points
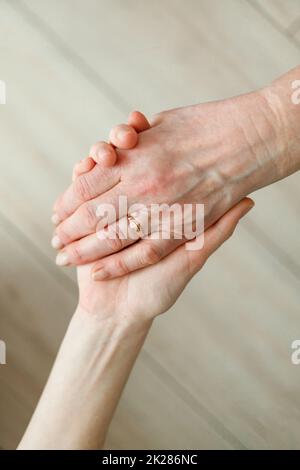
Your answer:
(260, 76), (300, 180)
(192, 91), (285, 205)
(74, 304), (153, 342)
(230, 90), (285, 195)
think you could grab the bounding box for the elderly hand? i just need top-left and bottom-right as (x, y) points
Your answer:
(52, 89), (283, 278)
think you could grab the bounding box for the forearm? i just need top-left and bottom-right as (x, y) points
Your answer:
(18, 307), (152, 450)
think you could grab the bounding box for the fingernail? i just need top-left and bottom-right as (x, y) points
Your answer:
(51, 213), (60, 225)
(56, 252), (69, 266)
(51, 235), (63, 249)
(92, 268), (109, 281)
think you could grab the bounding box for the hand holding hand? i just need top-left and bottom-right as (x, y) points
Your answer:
(61, 112), (254, 319)
(77, 197), (253, 320)
(52, 91), (277, 278)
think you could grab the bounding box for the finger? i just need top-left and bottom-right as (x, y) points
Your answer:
(184, 197), (254, 276)
(52, 205), (149, 258)
(91, 198), (254, 283)
(52, 185), (129, 247)
(92, 237), (183, 280)
(127, 111), (150, 132)
(72, 157), (95, 182)
(53, 163), (121, 223)
(56, 220), (136, 266)
(88, 111), (149, 167)
(109, 124), (138, 149)
(89, 141), (117, 167)
(55, 213), (144, 266)
(55, 113), (148, 222)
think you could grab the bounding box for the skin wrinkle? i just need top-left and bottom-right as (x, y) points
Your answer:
(240, 113), (274, 191)
(22, 66), (300, 449)
(53, 68), (300, 273)
(226, 97), (276, 196)
(261, 87), (289, 147)
(258, 99), (282, 160)
(105, 130), (245, 245)
(259, 90), (297, 186)
(261, 85), (300, 179)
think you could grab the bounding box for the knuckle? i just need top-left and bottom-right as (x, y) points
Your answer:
(113, 124), (123, 133)
(141, 243), (162, 266)
(89, 142), (100, 156)
(90, 141), (109, 159)
(104, 230), (124, 253)
(54, 197), (68, 221)
(80, 202), (97, 230)
(92, 261), (102, 272)
(68, 243), (83, 263)
(113, 256), (130, 275)
(56, 225), (70, 245)
(74, 174), (92, 201)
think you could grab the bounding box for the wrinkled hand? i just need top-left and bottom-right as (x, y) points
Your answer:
(53, 91), (275, 279)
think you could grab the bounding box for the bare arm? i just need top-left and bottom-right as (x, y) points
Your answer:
(18, 307), (151, 449)
(19, 198), (253, 449)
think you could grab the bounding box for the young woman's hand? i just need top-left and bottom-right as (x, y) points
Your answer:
(77, 197), (253, 320)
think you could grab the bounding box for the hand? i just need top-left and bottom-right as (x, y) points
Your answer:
(52, 91), (278, 277)
(51, 110), (150, 250)
(77, 198), (254, 320)
(70, 110), (151, 182)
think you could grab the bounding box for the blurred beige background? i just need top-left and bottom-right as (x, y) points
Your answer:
(0, 0), (300, 449)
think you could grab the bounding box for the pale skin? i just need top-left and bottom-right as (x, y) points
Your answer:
(18, 66), (300, 450)
(51, 66), (300, 281)
(20, 120), (253, 449)
(19, 191), (253, 449)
